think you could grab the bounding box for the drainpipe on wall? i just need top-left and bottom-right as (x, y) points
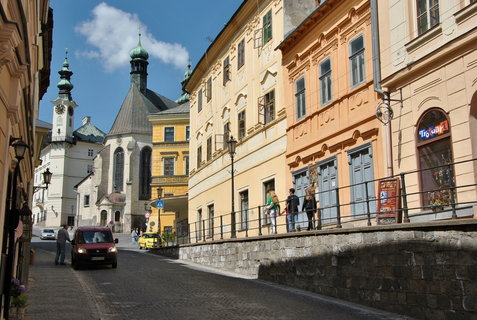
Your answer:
(371, 0), (393, 177)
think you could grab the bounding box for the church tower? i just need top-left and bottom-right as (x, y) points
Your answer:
(129, 34), (149, 93)
(51, 49), (77, 143)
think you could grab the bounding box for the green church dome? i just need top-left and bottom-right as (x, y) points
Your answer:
(129, 40), (149, 60)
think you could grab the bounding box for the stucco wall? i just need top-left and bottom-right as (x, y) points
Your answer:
(163, 220), (477, 319)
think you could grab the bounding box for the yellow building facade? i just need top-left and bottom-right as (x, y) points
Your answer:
(185, 0), (288, 240)
(149, 102), (189, 240)
(377, 0), (477, 219)
(278, 0), (387, 227)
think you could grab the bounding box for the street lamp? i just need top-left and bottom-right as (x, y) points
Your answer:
(33, 168), (53, 192)
(227, 136), (237, 238)
(4, 138), (29, 318)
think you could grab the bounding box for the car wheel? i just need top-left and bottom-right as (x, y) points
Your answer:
(112, 262), (117, 269)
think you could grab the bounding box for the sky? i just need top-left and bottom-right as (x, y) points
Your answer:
(40, 0), (244, 133)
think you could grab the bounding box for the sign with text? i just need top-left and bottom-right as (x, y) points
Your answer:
(376, 178), (401, 224)
(155, 200), (164, 210)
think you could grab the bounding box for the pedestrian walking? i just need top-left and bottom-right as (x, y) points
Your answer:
(266, 189), (280, 234)
(302, 188), (317, 231)
(55, 224), (71, 265)
(131, 229), (137, 244)
(286, 188), (300, 231)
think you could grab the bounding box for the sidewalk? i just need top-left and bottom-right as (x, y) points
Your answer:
(25, 246), (100, 320)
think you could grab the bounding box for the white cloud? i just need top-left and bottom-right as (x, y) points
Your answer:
(75, 2), (189, 72)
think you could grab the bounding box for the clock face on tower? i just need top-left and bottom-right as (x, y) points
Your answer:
(55, 105), (65, 114)
(68, 106), (74, 116)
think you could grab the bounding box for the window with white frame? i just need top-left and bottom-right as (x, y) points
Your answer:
(223, 56), (231, 86)
(206, 136), (212, 161)
(295, 77), (306, 119)
(320, 58), (332, 105)
(237, 39), (245, 69)
(240, 190), (249, 230)
(197, 145), (202, 168)
(163, 157), (174, 176)
(349, 35), (365, 87)
(208, 204), (214, 237)
(186, 126), (190, 141)
(88, 149), (94, 156)
(198, 89), (203, 112)
(416, 0), (439, 35)
(223, 122), (230, 150)
(264, 90), (275, 124)
(263, 10), (272, 45)
(87, 164), (93, 174)
(238, 110), (246, 139)
(206, 77), (212, 102)
(184, 156), (189, 175)
(84, 195), (90, 207)
(164, 127), (174, 142)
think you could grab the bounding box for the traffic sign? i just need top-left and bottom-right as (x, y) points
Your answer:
(156, 199), (164, 209)
(145, 212), (150, 219)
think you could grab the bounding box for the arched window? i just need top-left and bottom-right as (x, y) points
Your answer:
(139, 147), (152, 200)
(416, 108), (454, 208)
(100, 210), (107, 226)
(114, 211), (121, 222)
(113, 147), (125, 192)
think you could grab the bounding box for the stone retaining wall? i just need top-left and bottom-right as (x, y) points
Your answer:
(153, 220), (477, 319)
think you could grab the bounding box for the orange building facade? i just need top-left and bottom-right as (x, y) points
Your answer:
(279, 0), (386, 227)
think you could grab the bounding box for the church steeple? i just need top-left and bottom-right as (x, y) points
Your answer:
(57, 48), (74, 101)
(129, 33), (149, 93)
(51, 48), (78, 143)
(176, 64), (192, 104)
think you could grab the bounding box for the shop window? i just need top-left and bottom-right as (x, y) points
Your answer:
(417, 109), (455, 209)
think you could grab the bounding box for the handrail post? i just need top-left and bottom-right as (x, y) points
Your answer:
(335, 188), (342, 228)
(258, 206), (262, 236)
(448, 164), (458, 219)
(365, 181), (371, 226)
(220, 215), (223, 239)
(400, 173), (410, 223)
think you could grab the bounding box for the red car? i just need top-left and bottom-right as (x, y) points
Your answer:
(71, 227), (118, 269)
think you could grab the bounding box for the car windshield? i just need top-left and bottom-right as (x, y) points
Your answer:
(143, 233), (157, 239)
(43, 229), (54, 233)
(76, 231), (113, 244)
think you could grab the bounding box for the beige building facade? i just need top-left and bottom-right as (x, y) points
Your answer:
(278, 0), (386, 227)
(185, 0), (287, 240)
(378, 0), (477, 218)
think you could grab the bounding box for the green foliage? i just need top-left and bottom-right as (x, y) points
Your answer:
(11, 294), (28, 308)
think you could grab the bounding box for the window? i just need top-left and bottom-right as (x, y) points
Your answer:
(139, 147), (152, 200)
(417, 0), (439, 35)
(223, 56), (231, 85)
(100, 210), (107, 226)
(163, 157), (174, 176)
(197, 209), (202, 240)
(206, 77), (212, 102)
(264, 90), (275, 124)
(113, 147), (124, 192)
(237, 39), (245, 69)
(349, 35), (365, 87)
(198, 89), (203, 112)
(417, 109), (454, 209)
(240, 190), (249, 230)
(223, 122), (230, 150)
(186, 126), (190, 141)
(114, 211), (120, 222)
(164, 127), (174, 142)
(238, 110), (246, 139)
(263, 10), (273, 44)
(206, 137), (212, 161)
(197, 145), (202, 168)
(295, 77), (306, 119)
(320, 58), (332, 105)
(84, 195), (90, 207)
(87, 164), (93, 174)
(88, 149), (94, 156)
(184, 156), (189, 175)
(208, 204), (214, 237)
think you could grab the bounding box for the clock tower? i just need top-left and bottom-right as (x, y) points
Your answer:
(51, 49), (77, 143)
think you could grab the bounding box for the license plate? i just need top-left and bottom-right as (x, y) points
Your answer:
(91, 257), (104, 261)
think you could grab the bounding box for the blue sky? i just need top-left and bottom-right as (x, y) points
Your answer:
(40, 0), (243, 133)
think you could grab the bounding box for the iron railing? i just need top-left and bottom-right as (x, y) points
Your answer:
(175, 158), (477, 245)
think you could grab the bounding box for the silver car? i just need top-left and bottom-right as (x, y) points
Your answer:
(40, 228), (56, 240)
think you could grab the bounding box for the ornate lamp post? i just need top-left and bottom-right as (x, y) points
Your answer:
(227, 136), (237, 238)
(33, 168), (53, 192)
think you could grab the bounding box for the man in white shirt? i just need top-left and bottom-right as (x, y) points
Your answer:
(55, 225), (71, 265)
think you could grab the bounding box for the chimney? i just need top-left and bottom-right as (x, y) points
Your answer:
(82, 116), (91, 125)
